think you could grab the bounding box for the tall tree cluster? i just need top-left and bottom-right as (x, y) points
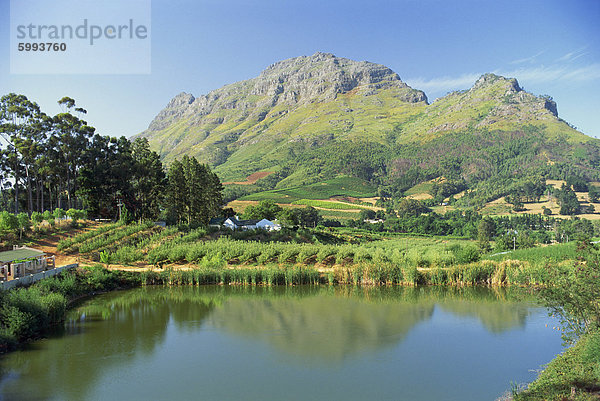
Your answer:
(166, 155), (223, 225)
(0, 93), (224, 224)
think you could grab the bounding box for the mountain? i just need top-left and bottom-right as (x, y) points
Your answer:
(140, 52), (599, 203)
(142, 52), (427, 169)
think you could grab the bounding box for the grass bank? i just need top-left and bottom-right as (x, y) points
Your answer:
(0, 266), (141, 353)
(136, 257), (561, 287)
(513, 330), (600, 401)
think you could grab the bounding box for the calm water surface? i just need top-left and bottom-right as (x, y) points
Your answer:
(0, 286), (563, 401)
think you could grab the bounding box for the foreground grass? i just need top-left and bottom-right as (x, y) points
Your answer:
(514, 330), (600, 401)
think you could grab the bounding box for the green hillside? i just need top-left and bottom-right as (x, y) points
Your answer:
(139, 53), (600, 206)
(240, 176), (377, 203)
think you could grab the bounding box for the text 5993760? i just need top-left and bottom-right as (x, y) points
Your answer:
(18, 42), (67, 51)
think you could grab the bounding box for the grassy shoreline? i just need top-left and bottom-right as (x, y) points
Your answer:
(0, 266), (141, 353)
(0, 259), (544, 354)
(512, 330), (600, 401)
(1, 259), (596, 399)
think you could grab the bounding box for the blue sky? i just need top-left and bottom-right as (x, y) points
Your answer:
(1, 0), (599, 138)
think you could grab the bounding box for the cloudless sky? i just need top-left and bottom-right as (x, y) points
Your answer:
(0, 0), (599, 138)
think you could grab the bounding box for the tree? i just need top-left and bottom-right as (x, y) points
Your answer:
(359, 209), (376, 221)
(0, 93), (46, 214)
(505, 193), (525, 211)
(0, 211), (18, 234)
(295, 206), (320, 228)
(77, 135), (134, 219)
(165, 156), (223, 225)
(166, 159), (186, 223)
(276, 208), (297, 226)
(50, 98), (95, 209)
(42, 210), (54, 225)
(53, 208), (66, 220)
(589, 185), (600, 203)
(30, 211), (43, 226)
(244, 200), (283, 220)
(396, 198), (430, 217)
(66, 208), (85, 226)
(16, 212), (30, 239)
(557, 185), (581, 216)
(477, 217), (496, 250)
(541, 240), (600, 344)
(566, 175), (588, 192)
(130, 138), (166, 220)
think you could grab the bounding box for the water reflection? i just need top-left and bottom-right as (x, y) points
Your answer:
(0, 285), (540, 401)
(209, 286), (534, 361)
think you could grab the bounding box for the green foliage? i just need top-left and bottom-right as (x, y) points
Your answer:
(0, 210), (18, 233)
(57, 222), (122, 252)
(244, 200), (283, 220)
(477, 217), (496, 245)
(556, 184), (581, 216)
(567, 175), (589, 192)
(119, 206), (131, 224)
(241, 176), (377, 203)
(541, 240), (600, 344)
(429, 180), (467, 203)
(99, 250), (111, 266)
(42, 210), (54, 224)
(30, 211), (43, 225)
(53, 208), (66, 219)
(396, 198), (430, 217)
(452, 244), (481, 264)
(514, 330), (600, 401)
(16, 212), (31, 238)
(292, 199), (369, 210)
(0, 286), (67, 348)
(294, 206), (321, 228)
(166, 155), (223, 226)
(589, 185), (600, 203)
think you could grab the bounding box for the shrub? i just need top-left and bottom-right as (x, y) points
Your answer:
(454, 244), (481, 264)
(53, 208), (66, 220)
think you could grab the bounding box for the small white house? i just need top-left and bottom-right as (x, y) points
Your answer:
(223, 216), (259, 230)
(256, 219), (282, 231)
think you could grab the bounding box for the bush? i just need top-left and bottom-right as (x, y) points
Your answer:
(31, 211), (44, 225)
(0, 211), (18, 233)
(53, 208), (66, 220)
(42, 210), (55, 225)
(454, 244), (481, 264)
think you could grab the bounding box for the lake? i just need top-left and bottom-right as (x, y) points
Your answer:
(0, 285), (563, 401)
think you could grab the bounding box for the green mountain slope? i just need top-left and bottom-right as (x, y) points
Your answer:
(140, 52), (600, 204)
(140, 52), (428, 177)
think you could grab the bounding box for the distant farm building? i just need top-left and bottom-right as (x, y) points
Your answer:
(210, 216), (281, 231)
(0, 246), (56, 281)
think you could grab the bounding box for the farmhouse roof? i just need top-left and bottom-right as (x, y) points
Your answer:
(227, 217), (259, 226)
(0, 247), (46, 264)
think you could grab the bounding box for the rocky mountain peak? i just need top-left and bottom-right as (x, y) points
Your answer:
(472, 73), (521, 93)
(141, 54), (582, 169)
(254, 52), (427, 104)
(146, 53), (428, 133)
(468, 73), (557, 117)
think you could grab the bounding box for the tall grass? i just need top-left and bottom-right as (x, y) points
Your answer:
(140, 265), (322, 286)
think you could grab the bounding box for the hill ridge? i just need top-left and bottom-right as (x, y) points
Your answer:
(139, 53), (597, 200)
